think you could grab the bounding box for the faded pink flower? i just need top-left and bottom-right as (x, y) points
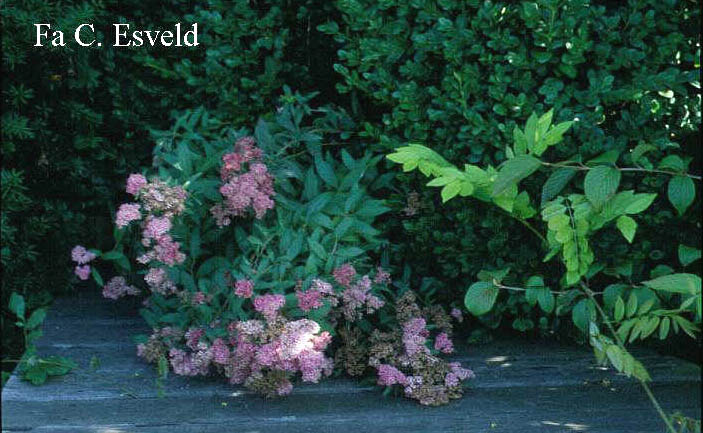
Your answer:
(450, 307), (463, 322)
(126, 173), (147, 195)
(102, 276), (140, 300)
(211, 338), (230, 365)
(333, 263), (356, 288)
(74, 265), (91, 280)
(185, 328), (204, 350)
(153, 234), (185, 266)
(296, 289), (323, 312)
(377, 364), (408, 386)
(234, 279), (254, 298)
(71, 245), (96, 265)
(402, 318), (430, 357)
(142, 216), (171, 241)
(374, 267), (391, 285)
(191, 292), (207, 305)
(434, 332), (454, 354)
(116, 203), (141, 228)
(253, 294), (286, 321)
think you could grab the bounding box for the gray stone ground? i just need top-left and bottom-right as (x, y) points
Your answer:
(2, 291), (700, 432)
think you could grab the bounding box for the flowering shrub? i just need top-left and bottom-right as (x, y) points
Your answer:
(76, 102), (474, 404)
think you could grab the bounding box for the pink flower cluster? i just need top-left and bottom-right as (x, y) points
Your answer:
(116, 203), (142, 228)
(144, 267), (177, 295)
(102, 276), (140, 300)
(253, 294), (286, 321)
(147, 290), (334, 397)
(296, 279), (336, 312)
(223, 316), (333, 396)
(402, 318), (430, 357)
(293, 266), (388, 320)
(210, 137), (275, 226)
(337, 269), (386, 321)
(368, 292), (475, 406)
(234, 279), (254, 298)
(71, 245), (96, 280)
(119, 175), (187, 268)
(126, 173), (147, 196)
(434, 332), (454, 354)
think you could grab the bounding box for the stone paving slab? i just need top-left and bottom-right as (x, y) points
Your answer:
(2, 292), (700, 433)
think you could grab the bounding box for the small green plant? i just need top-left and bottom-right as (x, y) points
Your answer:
(388, 109), (701, 432)
(6, 292), (76, 385)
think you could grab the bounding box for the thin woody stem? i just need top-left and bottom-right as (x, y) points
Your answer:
(580, 282), (677, 433)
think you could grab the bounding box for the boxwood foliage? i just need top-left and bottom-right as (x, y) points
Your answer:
(320, 0), (701, 327)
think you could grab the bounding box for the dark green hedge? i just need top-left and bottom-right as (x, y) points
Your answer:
(320, 0), (700, 325)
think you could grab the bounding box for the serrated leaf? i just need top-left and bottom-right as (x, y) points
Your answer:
(667, 176), (695, 216)
(464, 282), (499, 316)
(616, 215), (637, 243)
(624, 193), (657, 214)
(584, 166), (621, 209)
(314, 154), (338, 187)
(541, 168), (576, 205)
(492, 155), (542, 196)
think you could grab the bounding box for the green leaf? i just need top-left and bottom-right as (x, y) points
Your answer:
(513, 126), (527, 155)
(91, 267), (104, 287)
(626, 294), (638, 318)
(101, 251), (125, 261)
(678, 245), (701, 266)
(315, 154), (338, 187)
(584, 166), (621, 209)
(615, 215), (637, 243)
(536, 121), (573, 154)
(536, 109), (554, 139)
(587, 150), (620, 165)
(642, 273), (701, 295)
(667, 176), (695, 216)
(541, 168), (576, 205)
(659, 155), (685, 172)
(571, 299), (594, 332)
(9, 292), (25, 319)
(464, 282), (499, 316)
(441, 181), (462, 203)
(623, 193), (657, 214)
(630, 143), (656, 164)
(524, 112), (538, 152)
(658, 317), (670, 339)
(190, 229), (201, 260)
(26, 308), (47, 329)
(537, 288), (555, 314)
(614, 297), (625, 321)
(492, 155), (542, 196)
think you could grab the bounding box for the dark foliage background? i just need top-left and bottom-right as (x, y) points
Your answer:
(2, 0), (700, 372)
